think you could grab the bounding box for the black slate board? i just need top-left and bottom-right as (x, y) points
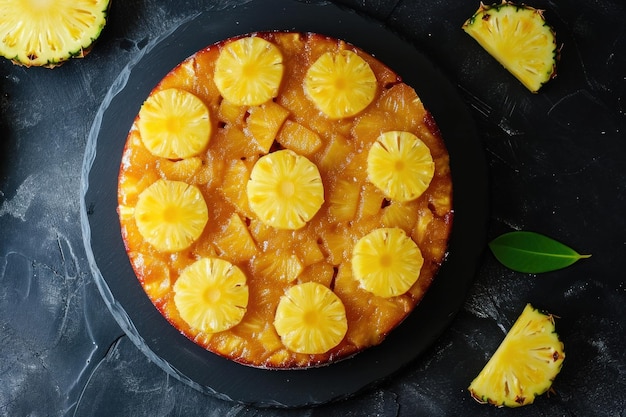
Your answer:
(81, 0), (488, 407)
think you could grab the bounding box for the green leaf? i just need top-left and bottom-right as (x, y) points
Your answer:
(488, 231), (591, 273)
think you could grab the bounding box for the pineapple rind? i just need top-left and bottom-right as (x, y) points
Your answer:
(462, 1), (558, 93)
(173, 257), (249, 334)
(0, 0), (110, 67)
(468, 303), (565, 407)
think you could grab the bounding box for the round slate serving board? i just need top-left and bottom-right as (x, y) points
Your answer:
(81, 0), (488, 407)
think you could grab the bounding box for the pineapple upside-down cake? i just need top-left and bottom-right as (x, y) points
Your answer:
(117, 32), (453, 368)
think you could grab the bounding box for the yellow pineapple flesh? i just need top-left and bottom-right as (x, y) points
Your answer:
(352, 227), (424, 298)
(274, 282), (348, 354)
(367, 131), (435, 202)
(462, 1), (559, 93)
(469, 303), (565, 407)
(276, 120), (323, 156)
(245, 101), (290, 153)
(137, 88), (212, 159)
(134, 179), (208, 252)
(214, 213), (258, 263)
(173, 257), (249, 333)
(214, 36), (284, 106)
(246, 149), (324, 230)
(304, 49), (377, 119)
(0, 0), (110, 67)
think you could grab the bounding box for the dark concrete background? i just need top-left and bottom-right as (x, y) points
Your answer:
(1, 0), (624, 415)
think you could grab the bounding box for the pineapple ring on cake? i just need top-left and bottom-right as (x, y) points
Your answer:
(274, 282), (348, 354)
(214, 36), (284, 106)
(304, 49), (377, 119)
(134, 179), (208, 252)
(0, 0), (110, 67)
(118, 32), (454, 368)
(247, 149), (324, 230)
(367, 131), (435, 202)
(174, 257), (249, 334)
(137, 88), (212, 159)
(352, 227), (424, 298)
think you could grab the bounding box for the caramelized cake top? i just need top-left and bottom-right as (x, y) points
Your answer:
(117, 32), (453, 369)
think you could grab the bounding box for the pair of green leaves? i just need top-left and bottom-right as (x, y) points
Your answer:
(488, 231), (591, 273)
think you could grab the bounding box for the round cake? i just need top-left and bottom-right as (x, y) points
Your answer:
(117, 31), (453, 369)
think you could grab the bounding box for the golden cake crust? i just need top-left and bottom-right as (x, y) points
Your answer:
(117, 31), (453, 369)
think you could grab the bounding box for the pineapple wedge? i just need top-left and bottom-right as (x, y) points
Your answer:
(138, 88), (212, 159)
(469, 303), (565, 407)
(367, 131), (435, 202)
(274, 282), (348, 354)
(0, 0), (110, 67)
(247, 149), (324, 230)
(462, 1), (559, 93)
(352, 227), (424, 298)
(214, 36), (284, 106)
(174, 257), (249, 334)
(134, 179), (208, 252)
(304, 49), (377, 119)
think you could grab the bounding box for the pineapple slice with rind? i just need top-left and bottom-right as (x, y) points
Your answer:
(274, 282), (348, 354)
(462, 1), (559, 93)
(214, 36), (284, 106)
(173, 257), (249, 334)
(304, 49), (377, 119)
(0, 0), (110, 67)
(469, 303), (565, 407)
(367, 131), (435, 202)
(352, 227), (423, 298)
(247, 150), (324, 230)
(138, 88), (212, 159)
(134, 179), (208, 252)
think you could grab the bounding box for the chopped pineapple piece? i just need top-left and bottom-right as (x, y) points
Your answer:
(254, 251), (304, 282)
(247, 150), (324, 230)
(137, 88), (212, 159)
(304, 50), (377, 119)
(328, 179), (360, 223)
(173, 257), (249, 333)
(217, 98), (248, 126)
(462, 1), (559, 93)
(214, 36), (284, 106)
(245, 101), (290, 153)
(367, 131), (435, 202)
(318, 133), (353, 171)
(158, 157), (202, 182)
(214, 213), (257, 262)
(352, 227), (423, 297)
(0, 0), (110, 67)
(469, 303), (565, 407)
(276, 120), (323, 156)
(220, 159), (253, 217)
(274, 282), (348, 354)
(134, 179), (208, 252)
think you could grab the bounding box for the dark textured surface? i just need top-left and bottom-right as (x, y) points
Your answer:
(1, 0), (625, 416)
